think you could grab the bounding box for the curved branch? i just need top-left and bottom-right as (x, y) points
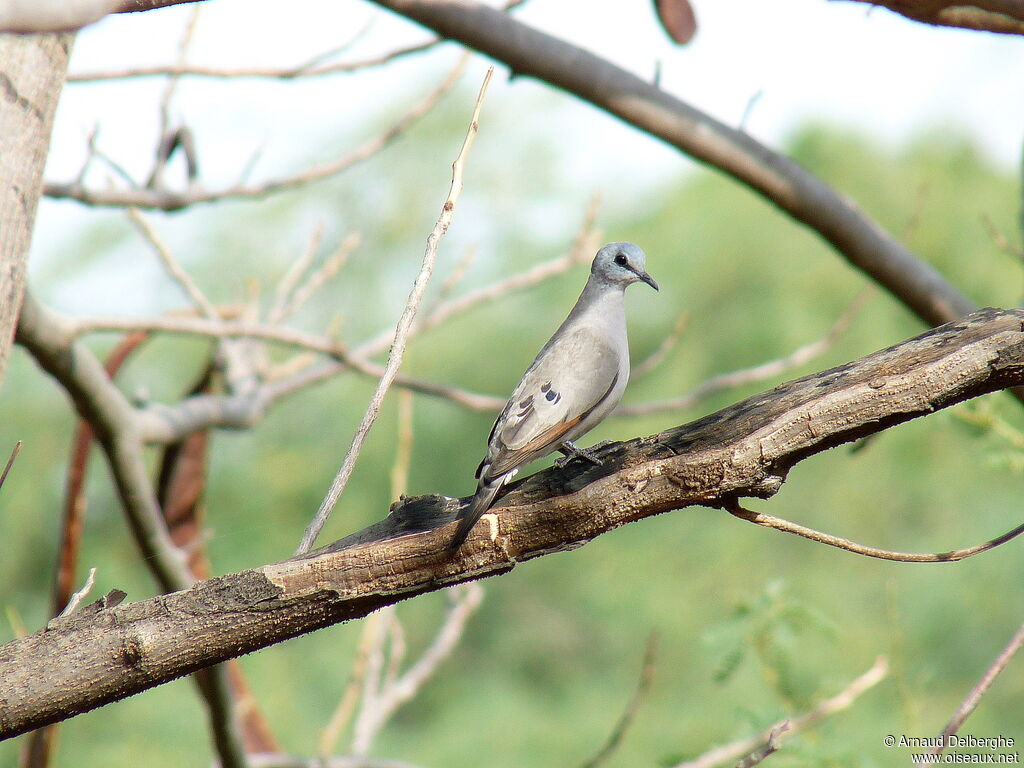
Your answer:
(726, 502), (1024, 562)
(369, 0), (975, 328)
(2, 307), (1023, 739)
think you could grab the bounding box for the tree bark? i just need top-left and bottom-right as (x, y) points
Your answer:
(0, 33), (70, 389)
(2, 307), (1023, 740)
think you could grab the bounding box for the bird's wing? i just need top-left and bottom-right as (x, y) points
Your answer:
(483, 326), (621, 478)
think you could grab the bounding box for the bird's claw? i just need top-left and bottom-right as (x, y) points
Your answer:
(555, 441), (607, 469)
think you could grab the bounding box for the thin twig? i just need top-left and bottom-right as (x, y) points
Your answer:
(148, 5), (201, 188)
(48, 59), (468, 211)
(735, 721), (789, 768)
(352, 583), (484, 754)
(726, 502), (1024, 563)
(57, 567), (97, 617)
(580, 633), (658, 768)
(621, 290), (870, 416)
(277, 233), (360, 323)
(358, 192), (601, 357)
(67, 39), (441, 82)
(0, 440), (22, 492)
(126, 208), (218, 319)
(269, 223), (325, 324)
(317, 612), (384, 757)
(350, 609), (392, 757)
(921, 622), (1024, 763)
(674, 656), (888, 768)
(632, 312), (689, 378)
(295, 66), (494, 555)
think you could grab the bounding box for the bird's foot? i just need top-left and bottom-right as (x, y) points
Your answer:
(555, 440), (607, 469)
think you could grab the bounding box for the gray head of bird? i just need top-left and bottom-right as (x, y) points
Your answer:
(591, 242), (659, 291)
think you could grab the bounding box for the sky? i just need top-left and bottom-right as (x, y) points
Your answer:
(34, 0), (1024, 289)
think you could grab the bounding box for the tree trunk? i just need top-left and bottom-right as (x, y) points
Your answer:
(0, 33), (71, 389)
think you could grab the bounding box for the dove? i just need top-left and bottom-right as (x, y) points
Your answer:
(448, 242), (658, 551)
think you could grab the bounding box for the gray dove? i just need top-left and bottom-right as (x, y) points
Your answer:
(448, 242), (658, 551)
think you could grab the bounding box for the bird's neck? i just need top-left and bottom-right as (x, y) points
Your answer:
(568, 278), (625, 326)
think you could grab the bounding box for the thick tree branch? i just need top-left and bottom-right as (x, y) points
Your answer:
(369, 0), (975, 329)
(2, 307), (1023, 739)
(839, 0), (1024, 35)
(0, 33), (71, 388)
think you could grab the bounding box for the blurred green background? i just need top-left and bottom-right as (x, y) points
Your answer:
(2, 82), (1023, 768)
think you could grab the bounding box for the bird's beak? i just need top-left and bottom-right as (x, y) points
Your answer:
(637, 270), (659, 291)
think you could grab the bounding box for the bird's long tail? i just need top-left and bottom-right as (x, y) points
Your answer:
(448, 474), (505, 552)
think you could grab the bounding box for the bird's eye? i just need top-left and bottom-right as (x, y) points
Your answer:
(614, 254), (628, 266)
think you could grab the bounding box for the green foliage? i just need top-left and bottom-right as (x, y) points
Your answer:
(3, 98), (1024, 768)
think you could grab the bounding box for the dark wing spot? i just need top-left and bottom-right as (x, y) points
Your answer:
(541, 382), (551, 393)
(545, 389), (558, 402)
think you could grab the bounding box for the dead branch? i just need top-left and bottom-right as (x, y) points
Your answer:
(295, 66), (493, 555)
(675, 656), (889, 768)
(726, 502), (1024, 562)
(3, 307), (1023, 739)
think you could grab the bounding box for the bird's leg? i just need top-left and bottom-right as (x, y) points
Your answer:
(555, 440), (606, 468)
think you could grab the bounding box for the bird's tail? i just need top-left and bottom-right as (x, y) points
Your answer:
(448, 475), (505, 552)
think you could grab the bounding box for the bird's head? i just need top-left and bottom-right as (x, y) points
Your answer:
(592, 242), (658, 291)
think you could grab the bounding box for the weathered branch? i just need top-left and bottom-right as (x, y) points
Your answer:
(369, 0), (975, 329)
(2, 307), (1023, 739)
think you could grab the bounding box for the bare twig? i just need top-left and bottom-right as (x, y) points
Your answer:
(148, 5), (201, 188)
(56, 567), (97, 617)
(726, 502), (1024, 563)
(735, 722), (789, 768)
(423, 244), (477, 317)
(981, 212), (1024, 262)
(921, 622), (1024, 763)
(46, 58), (468, 211)
(674, 656), (889, 768)
(361, 192), (601, 356)
(67, 39), (441, 82)
(349, 609), (392, 756)
(0, 440), (23, 492)
(580, 633), (657, 768)
(268, 225), (326, 324)
(317, 612), (384, 757)
(276, 233), (360, 323)
(622, 291), (869, 416)
(295, 66), (494, 555)
(352, 583), (484, 754)
(126, 208), (218, 319)
(631, 312), (689, 378)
